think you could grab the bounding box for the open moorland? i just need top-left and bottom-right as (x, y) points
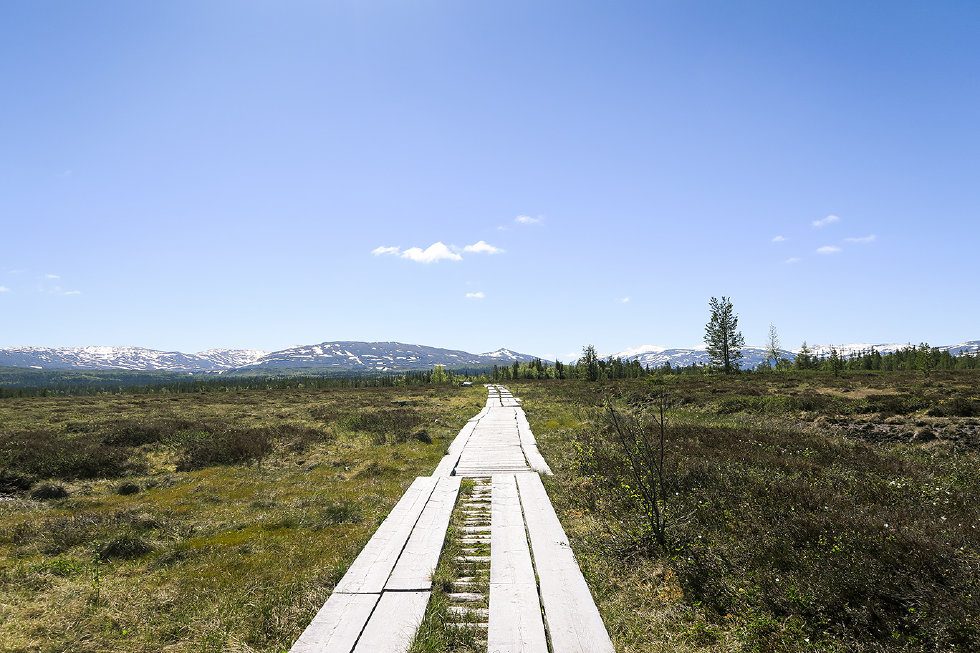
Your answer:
(514, 371), (980, 653)
(2, 371), (979, 652)
(0, 384), (484, 653)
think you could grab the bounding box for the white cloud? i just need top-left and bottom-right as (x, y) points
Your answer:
(64, 290), (82, 296)
(463, 240), (504, 255)
(771, 235), (787, 243)
(619, 296), (631, 304)
(812, 214), (840, 228)
(816, 245), (842, 255)
(784, 257), (802, 264)
(515, 215), (542, 225)
(464, 291), (486, 300)
(400, 242), (462, 263)
(45, 273), (61, 279)
(844, 234), (877, 244)
(0, 286), (9, 293)
(372, 242), (462, 263)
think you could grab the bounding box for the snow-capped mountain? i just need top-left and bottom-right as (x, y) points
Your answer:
(0, 342), (535, 372)
(931, 340), (979, 356)
(195, 349), (269, 369)
(610, 345), (790, 369)
(0, 346), (269, 371)
(612, 340), (979, 369)
(481, 348), (537, 362)
(805, 343), (909, 358)
(243, 342), (536, 371)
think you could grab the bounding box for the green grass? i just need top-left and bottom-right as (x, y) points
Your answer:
(410, 478), (488, 653)
(0, 385), (484, 653)
(511, 373), (980, 653)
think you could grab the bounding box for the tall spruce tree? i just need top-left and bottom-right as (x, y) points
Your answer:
(796, 341), (814, 370)
(580, 344), (600, 381)
(704, 296), (745, 373)
(765, 323), (781, 368)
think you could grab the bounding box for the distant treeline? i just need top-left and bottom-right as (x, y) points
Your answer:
(772, 343), (979, 373)
(491, 343), (980, 382)
(3, 343), (978, 397)
(0, 366), (495, 398)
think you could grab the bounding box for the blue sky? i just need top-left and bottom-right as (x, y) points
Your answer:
(2, 1), (978, 359)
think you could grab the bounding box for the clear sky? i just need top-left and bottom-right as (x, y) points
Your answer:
(2, 1), (978, 359)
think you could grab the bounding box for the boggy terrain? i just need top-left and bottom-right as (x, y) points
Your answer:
(2, 372), (978, 652)
(0, 385), (484, 653)
(513, 371), (980, 653)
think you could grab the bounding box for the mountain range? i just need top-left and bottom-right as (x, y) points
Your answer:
(0, 342), (536, 373)
(611, 341), (980, 369)
(1, 339), (976, 373)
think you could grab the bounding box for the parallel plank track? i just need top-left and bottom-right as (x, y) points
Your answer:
(289, 385), (614, 652)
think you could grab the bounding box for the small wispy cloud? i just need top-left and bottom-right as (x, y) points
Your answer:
(784, 257), (802, 264)
(63, 290), (82, 296)
(812, 214), (840, 228)
(0, 286), (10, 293)
(45, 273), (61, 280)
(462, 240), (504, 255)
(372, 242), (462, 263)
(816, 245), (842, 255)
(771, 235), (787, 243)
(464, 291), (486, 300)
(619, 296), (631, 304)
(844, 234), (877, 244)
(515, 215), (542, 225)
(400, 242), (462, 263)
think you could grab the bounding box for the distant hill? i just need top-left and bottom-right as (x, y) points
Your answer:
(612, 341), (980, 369)
(0, 342), (537, 373)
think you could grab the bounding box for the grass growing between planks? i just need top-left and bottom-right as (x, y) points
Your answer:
(511, 373), (980, 653)
(410, 478), (488, 653)
(0, 385), (484, 653)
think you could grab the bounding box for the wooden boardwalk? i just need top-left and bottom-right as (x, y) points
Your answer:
(290, 385), (614, 653)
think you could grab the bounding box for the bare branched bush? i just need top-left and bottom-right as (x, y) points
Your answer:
(604, 391), (674, 549)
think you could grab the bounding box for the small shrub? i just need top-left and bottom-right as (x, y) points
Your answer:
(176, 428), (274, 470)
(927, 397), (980, 418)
(320, 501), (364, 525)
(0, 469), (34, 494)
(412, 429), (433, 444)
(117, 482), (140, 495)
(0, 429), (136, 481)
(30, 482), (69, 500)
(103, 420), (191, 447)
(13, 514), (111, 554)
(99, 533), (154, 560)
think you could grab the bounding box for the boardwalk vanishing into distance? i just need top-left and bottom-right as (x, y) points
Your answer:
(290, 385), (615, 653)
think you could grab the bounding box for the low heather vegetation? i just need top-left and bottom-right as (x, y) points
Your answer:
(514, 372), (980, 652)
(0, 385), (484, 652)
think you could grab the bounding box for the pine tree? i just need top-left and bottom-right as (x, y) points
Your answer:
(580, 345), (600, 381)
(795, 341), (814, 370)
(765, 323), (781, 368)
(704, 296), (745, 373)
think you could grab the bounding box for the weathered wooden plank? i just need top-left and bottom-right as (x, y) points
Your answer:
(385, 476), (462, 590)
(516, 473), (615, 653)
(334, 476), (438, 594)
(353, 590), (431, 653)
(488, 474), (548, 652)
(432, 422), (476, 476)
(289, 592), (379, 653)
